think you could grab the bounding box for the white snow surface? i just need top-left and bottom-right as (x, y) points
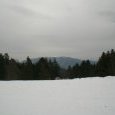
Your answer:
(0, 76), (115, 115)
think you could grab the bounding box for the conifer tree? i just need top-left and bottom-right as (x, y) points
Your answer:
(0, 53), (5, 80)
(35, 58), (51, 80)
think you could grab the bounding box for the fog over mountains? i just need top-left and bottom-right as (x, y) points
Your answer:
(29, 57), (96, 69)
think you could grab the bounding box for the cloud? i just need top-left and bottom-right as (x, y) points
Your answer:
(0, 0), (115, 60)
(99, 10), (115, 23)
(9, 4), (52, 19)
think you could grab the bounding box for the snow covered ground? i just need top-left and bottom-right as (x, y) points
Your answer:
(0, 76), (115, 115)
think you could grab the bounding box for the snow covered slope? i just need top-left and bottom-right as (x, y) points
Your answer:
(0, 76), (115, 115)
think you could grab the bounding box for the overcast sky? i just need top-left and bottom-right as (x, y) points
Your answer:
(0, 0), (115, 60)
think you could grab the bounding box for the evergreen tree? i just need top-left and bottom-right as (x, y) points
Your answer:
(110, 49), (115, 75)
(72, 64), (80, 78)
(5, 59), (21, 80)
(35, 58), (51, 80)
(0, 53), (5, 80)
(49, 59), (60, 80)
(67, 65), (72, 79)
(96, 50), (115, 77)
(4, 53), (9, 65)
(20, 56), (34, 80)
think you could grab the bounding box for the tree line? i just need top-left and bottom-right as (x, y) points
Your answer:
(0, 55), (60, 80)
(64, 49), (115, 79)
(0, 49), (115, 80)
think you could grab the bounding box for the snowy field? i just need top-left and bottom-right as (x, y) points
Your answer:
(0, 76), (115, 115)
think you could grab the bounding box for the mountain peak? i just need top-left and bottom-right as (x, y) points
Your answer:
(30, 57), (82, 69)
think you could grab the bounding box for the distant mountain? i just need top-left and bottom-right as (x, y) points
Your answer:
(51, 57), (81, 69)
(29, 57), (96, 69)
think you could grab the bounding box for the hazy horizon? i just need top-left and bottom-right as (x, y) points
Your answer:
(0, 0), (115, 60)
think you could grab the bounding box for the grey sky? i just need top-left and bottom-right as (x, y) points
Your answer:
(0, 0), (115, 60)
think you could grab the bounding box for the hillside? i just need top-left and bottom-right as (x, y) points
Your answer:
(30, 57), (95, 69)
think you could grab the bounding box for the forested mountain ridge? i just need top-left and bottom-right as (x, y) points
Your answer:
(25, 57), (96, 69)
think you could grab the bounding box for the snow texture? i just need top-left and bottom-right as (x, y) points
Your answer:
(0, 76), (115, 115)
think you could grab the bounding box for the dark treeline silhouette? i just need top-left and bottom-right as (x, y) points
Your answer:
(64, 49), (115, 79)
(0, 49), (115, 80)
(0, 54), (60, 80)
